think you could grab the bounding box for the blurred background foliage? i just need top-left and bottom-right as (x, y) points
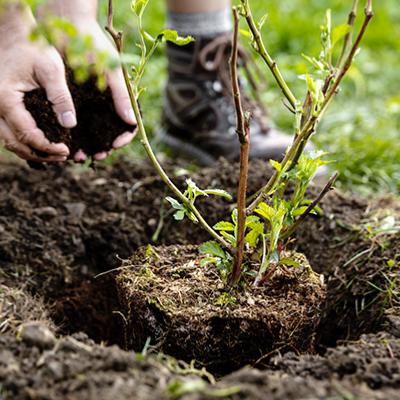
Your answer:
(98, 0), (400, 196)
(17, 0), (398, 196)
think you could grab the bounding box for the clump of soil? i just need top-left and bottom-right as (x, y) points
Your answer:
(24, 69), (133, 158)
(116, 244), (326, 374)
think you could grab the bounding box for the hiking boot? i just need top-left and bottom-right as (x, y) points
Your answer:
(157, 34), (296, 166)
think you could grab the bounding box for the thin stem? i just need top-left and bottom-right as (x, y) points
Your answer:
(337, 0), (359, 68)
(229, 8), (250, 286)
(247, 0), (373, 213)
(106, 0), (230, 250)
(240, 0), (298, 111)
(280, 172), (339, 240)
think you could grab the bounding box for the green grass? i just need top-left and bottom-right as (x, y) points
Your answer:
(103, 1), (400, 195)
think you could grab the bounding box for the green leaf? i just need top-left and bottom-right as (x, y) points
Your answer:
(173, 210), (185, 220)
(255, 202), (275, 222)
(258, 13), (268, 30)
(280, 257), (301, 268)
(165, 196), (183, 210)
(200, 257), (218, 267)
(245, 229), (261, 248)
(269, 159), (283, 172)
(204, 189), (233, 201)
(221, 232), (237, 247)
(213, 221), (235, 231)
(332, 24), (352, 48)
(292, 206), (309, 217)
(131, 0), (149, 17)
(239, 28), (251, 38)
(160, 29), (194, 46)
(199, 241), (226, 258)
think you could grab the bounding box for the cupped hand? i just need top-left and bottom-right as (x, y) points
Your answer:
(58, 20), (137, 162)
(0, 32), (74, 162)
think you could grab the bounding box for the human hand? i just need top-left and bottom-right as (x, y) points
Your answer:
(38, 0), (137, 162)
(0, 4), (74, 162)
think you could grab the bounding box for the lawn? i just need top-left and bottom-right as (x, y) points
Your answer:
(99, 0), (400, 196)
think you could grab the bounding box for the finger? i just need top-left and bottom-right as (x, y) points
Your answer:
(3, 97), (69, 157)
(73, 149), (87, 163)
(35, 51), (77, 129)
(112, 131), (136, 149)
(107, 68), (137, 126)
(0, 119), (67, 162)
(93, 151), (110, 161)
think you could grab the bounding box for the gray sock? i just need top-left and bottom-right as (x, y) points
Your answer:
(167, 8), (232, 38)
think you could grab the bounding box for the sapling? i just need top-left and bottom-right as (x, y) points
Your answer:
(106, 0), (373, 287)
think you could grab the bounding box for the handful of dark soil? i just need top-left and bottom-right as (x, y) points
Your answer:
(24, 69), (133, 159)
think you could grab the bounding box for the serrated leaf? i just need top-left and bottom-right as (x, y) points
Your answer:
(255, 202), (275, 222)
(160, 29), (194, 46)
(204, 189), (233, 201)
(165, 196), (183, 210)
(199, 241), (226, 258)
(213, 221), (235, 231)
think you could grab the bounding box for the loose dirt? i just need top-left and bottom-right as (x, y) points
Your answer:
(24, 70), (133, 159)
(0, 157), (399, 399)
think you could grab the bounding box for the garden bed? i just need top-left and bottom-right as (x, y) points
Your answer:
(0, 157), (399, 399)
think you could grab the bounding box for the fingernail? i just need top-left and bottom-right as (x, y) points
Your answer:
(125, 108), (136, 125)
(60, 111), (77, 128)
(55, 156), (67, 162)
(74, 150), (87, 162)
(94, 152), (108, 161)
(113, 132), (135, 149)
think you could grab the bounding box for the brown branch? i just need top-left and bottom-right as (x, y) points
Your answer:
(280, 172), (339, 241)
(229, 7), (250, 286)
(247, 0), (373, 213)
(105, 0), (231, 250)
(105, 0), (123, 52)
(337, 0), (359, 67)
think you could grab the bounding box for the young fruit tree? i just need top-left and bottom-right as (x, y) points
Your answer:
(106, 0), (373, 287)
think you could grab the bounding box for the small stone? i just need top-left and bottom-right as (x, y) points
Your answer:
(19, 322), (56, 350)
(93, 178), (107, 186)
(33, 207), (58, 218)
(147, 218), (157, 227)
(65, 202), (86, 219)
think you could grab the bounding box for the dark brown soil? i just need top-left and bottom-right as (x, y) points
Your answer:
(116, 245), (325, 374)
(0, 157), (398, 399)
(24, 69), (133, 158)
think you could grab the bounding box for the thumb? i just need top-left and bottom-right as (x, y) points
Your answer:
(35, 50), (77, 129)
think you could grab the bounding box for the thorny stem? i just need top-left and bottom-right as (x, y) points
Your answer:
(229, 7), (250, 286)
(106, 0), (230, 250)
(280, 172), (339, 240)
(246, 0), (373, 213)
(240, 0), (298, 111)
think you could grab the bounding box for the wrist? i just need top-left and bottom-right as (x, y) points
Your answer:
(38, 0), (98, 25)
(0, 3), (36, 48)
